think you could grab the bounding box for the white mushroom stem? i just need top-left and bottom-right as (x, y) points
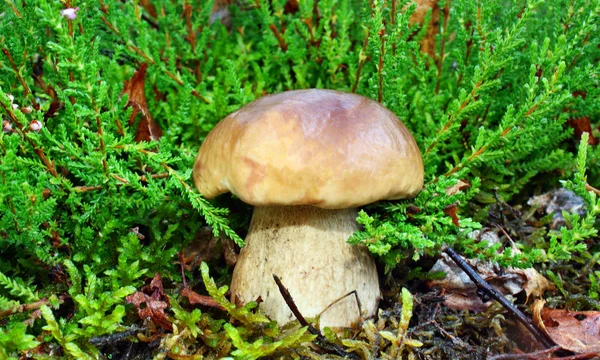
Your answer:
(230, 206), (380, 328)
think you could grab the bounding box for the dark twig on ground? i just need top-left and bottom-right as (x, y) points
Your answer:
(89, 326), (145, 346)
(273, 274), (359, 359)
(443, 248), (555, 349)
(488, 346), (561, 360)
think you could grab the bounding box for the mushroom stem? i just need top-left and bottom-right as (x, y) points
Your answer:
(230, 205), (380, 328)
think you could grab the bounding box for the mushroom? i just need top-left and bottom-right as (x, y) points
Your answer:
(193, 89), (423, 328)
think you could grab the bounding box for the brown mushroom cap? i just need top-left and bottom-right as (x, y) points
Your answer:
(193, 89), (424, 209)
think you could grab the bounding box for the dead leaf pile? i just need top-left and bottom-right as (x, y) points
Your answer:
(428, 230), (554, 311)
(126, 273), (173, 331)
(528, 188), (586, 229)
(533, 299), (600, 354)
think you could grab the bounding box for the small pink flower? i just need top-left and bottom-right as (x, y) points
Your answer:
(61, 7), (79, 20)
(29, 120), (43, 132)
(7, 94), (14, 103)
(21, 106), (32, 114)
(2, 120), (12, 133)
(12, 103), (19, 110)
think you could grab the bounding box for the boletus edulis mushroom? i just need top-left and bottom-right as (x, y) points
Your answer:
(193, 89), (424, 328)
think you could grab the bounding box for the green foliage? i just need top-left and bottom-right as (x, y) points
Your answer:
(205, 262), (318, 357)
(547, 133), (600, 261)
(589, 271), (600, 301)
(377, 288), (423, 357)
(342, 288), (423, 358)
(171, 300), (204, 338)
(40, 304), (94, 359)
(0, 323), (40, 360)
(0, 271), (38, 303)
(0, 0), (599, 356)
(200, 262), (271, 325)
(224, 323), (315, 360)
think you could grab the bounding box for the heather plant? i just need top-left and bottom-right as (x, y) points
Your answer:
(0, 0), (599, 357)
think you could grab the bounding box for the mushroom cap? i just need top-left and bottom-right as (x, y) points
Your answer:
(193, 89), (424, 209)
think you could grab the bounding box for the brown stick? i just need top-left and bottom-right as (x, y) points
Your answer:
(2, 47), (39, 110)
(351, 32), (370, 93)
(0, 298), (64, 318)
(585, 183), (600, 195)
(377, 28), (385, 103)
(273, 274), (358, 359)
(444, 248), (555, 349)
(488, 346), (561, 360)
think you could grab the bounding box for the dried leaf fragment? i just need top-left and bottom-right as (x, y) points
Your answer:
(122, 63), (163, 142)
(126, 272), (172, 331)
(126, 292), (172, 331)
(181, 287), (225, 311)
(567, 117), (598, 145)
(533, 299), (600, 353)
(443, 204), (460, 226)
(445, 179), (470, 196)
(407, 0), (441, 58)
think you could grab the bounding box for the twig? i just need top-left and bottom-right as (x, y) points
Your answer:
(435, 0), (451, 94)
(89, 325), (144, 346)
(0, 298), (63, 318)
(443, 248), (555, 349)
(269, 24), (288, 52)
(488, 346), (561, 360)
(586, 183), (600, 195)
(317, 290), (362, 320)
(2, 47), (39, 110)
(72, 173), (169, 193)
(0, 101), (59, 178)
(377, 28), (385, 103)
(351, 32), (370, 93)
(272, 274), (359, 359)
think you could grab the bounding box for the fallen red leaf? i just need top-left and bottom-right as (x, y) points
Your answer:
(149, 272), (165, 300)
(126, 292), (172, 332)
(122, 63), (163, 142)
(408, 0), (441, 58)
(126, 272), (172, 331)
(533, 299), (600, 353)
(443, 204), (460, 227)
(43, 86), (63, 121)
(567, 117), (598, 145)
(181, 287), (225, 311)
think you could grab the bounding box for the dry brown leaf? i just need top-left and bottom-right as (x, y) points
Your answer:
(567, 116), (598, 145)
(443, 204), (460, 226)
(533, 299), (600, 353)
(122, 63), (163, 142)
(126, 272), (172, 331)
(407, 0), (441, 58)
(138, 0), (157, 17)
(43, 86), (63, 121)
(521, 268), (554, 301)
(181, 287), (225, 311)
(149, 272), (165, 300)
(445, 179), (470, 196)
(126, 292), (172, 332)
